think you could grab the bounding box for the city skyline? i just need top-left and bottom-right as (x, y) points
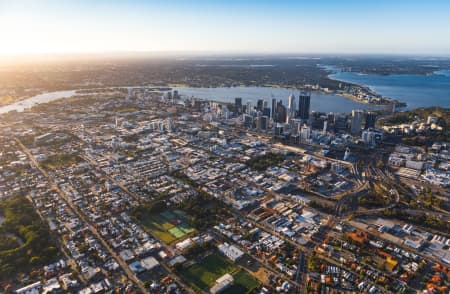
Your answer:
(1, 0), (450, 57)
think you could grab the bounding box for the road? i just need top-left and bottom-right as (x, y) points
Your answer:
(15, 138), (150, 294)
(80, 154), (196, 294)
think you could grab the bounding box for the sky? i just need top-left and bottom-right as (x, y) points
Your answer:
(1, 0), (450, 56)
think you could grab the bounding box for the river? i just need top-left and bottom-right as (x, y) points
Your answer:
(172, 86), (384, 113)
(0, 90), (77, 114)
(0, 86), (384, 115)
(327, 68), (450, 110)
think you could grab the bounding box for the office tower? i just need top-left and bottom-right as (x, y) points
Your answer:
(310, 111), (324, 129)
(300, 125), (311, 141)
(260, 116), (269, 130)
(255, 116), (261, 129)
(257, 99), (264, 112)
(365, 111), (377, 129)
(243, 114), (254, 128)
(350, 109), (365, 135)
(334, 113), (347, 133)
(235, 97), (242, 113)
(274, 123), (284, 136)
(276, 100), (287, 123)
(298, 91), (311, 120)
(263, 100), (268, 108)
(291, 119), (302, 134)
(323, 120), (328, 134)
(287, 94), (296, 122)
(246, 101), (252, 114)
(262, 107), (271, 117)
(173, 90), (179, 100)
(271, 98), (277, 119)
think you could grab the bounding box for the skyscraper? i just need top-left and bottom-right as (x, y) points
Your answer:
(334, 113), (347, 133)
(235, 97), (242, 113)
(257, 99), (264, 112)
(246, 101), (252, 114)
(271, 98), (277, 119)
(287, 94), (296, 123)
(298, 91), (311, 120)
(364, 111), (377, 129)
(243, 114), (254, 127)
(260, 116), (269, 130)
(276, 100), (287, 123)
(350, 109), (365, 135)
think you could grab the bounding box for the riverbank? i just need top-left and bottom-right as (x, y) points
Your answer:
(328, 69), (450, 110)
(336, 93), (402, 108)
(0, 91), (45, 107)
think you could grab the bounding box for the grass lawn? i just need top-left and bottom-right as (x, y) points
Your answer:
(223, 269), (261, 294)
(169, 227), (186, 239)
(139, 210), (196, 244)
(141, 215), (176, 244)
(41, 154), (81, 169)
(179, 223), (195, 234)
(181, 253), (238, 290)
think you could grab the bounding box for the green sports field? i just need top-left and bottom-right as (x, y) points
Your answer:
(140, 209), (196, 244)
(223, 269), (261, 294)
(180, 253), (261, 293)
(181, 253), (238, 290)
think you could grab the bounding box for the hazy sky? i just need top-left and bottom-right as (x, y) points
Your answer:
(1, 0), (450, 55)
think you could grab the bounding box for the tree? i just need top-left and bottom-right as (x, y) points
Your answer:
(30, 256), (42, 265)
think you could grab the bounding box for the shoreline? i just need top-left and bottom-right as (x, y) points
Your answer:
(336, 93), (393, 107)
(326, 72), (407, 108)
(0, 92), (45, 108)
(0, 84), (403, 115)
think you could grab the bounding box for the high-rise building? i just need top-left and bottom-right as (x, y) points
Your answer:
(257, 99), (264, 112)
(243, 114), (254, 128)
(235, 97), (242, 113)
(271, 98), (277, 119)
(274, 123), (284, 136)
(262, 107), (271, 117)
(298, 91), (311, 120)
(300, 125), (311, 141)
(276, 100), (287, 123)
(364, 111), (377, 129)
(246, 101), (252, 114)
(173, 90), (179, 100)
(334, 113), (347, 133)
(287, 94), (296, 123)
(350, 109), (365, 135)
(260, 116), (269, 130)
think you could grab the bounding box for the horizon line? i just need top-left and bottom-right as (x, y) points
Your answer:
(1, 50), (449, 60)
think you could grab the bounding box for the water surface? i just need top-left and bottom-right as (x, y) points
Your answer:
(173, 86), (384, 113)
(328, 69), (450, 109)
